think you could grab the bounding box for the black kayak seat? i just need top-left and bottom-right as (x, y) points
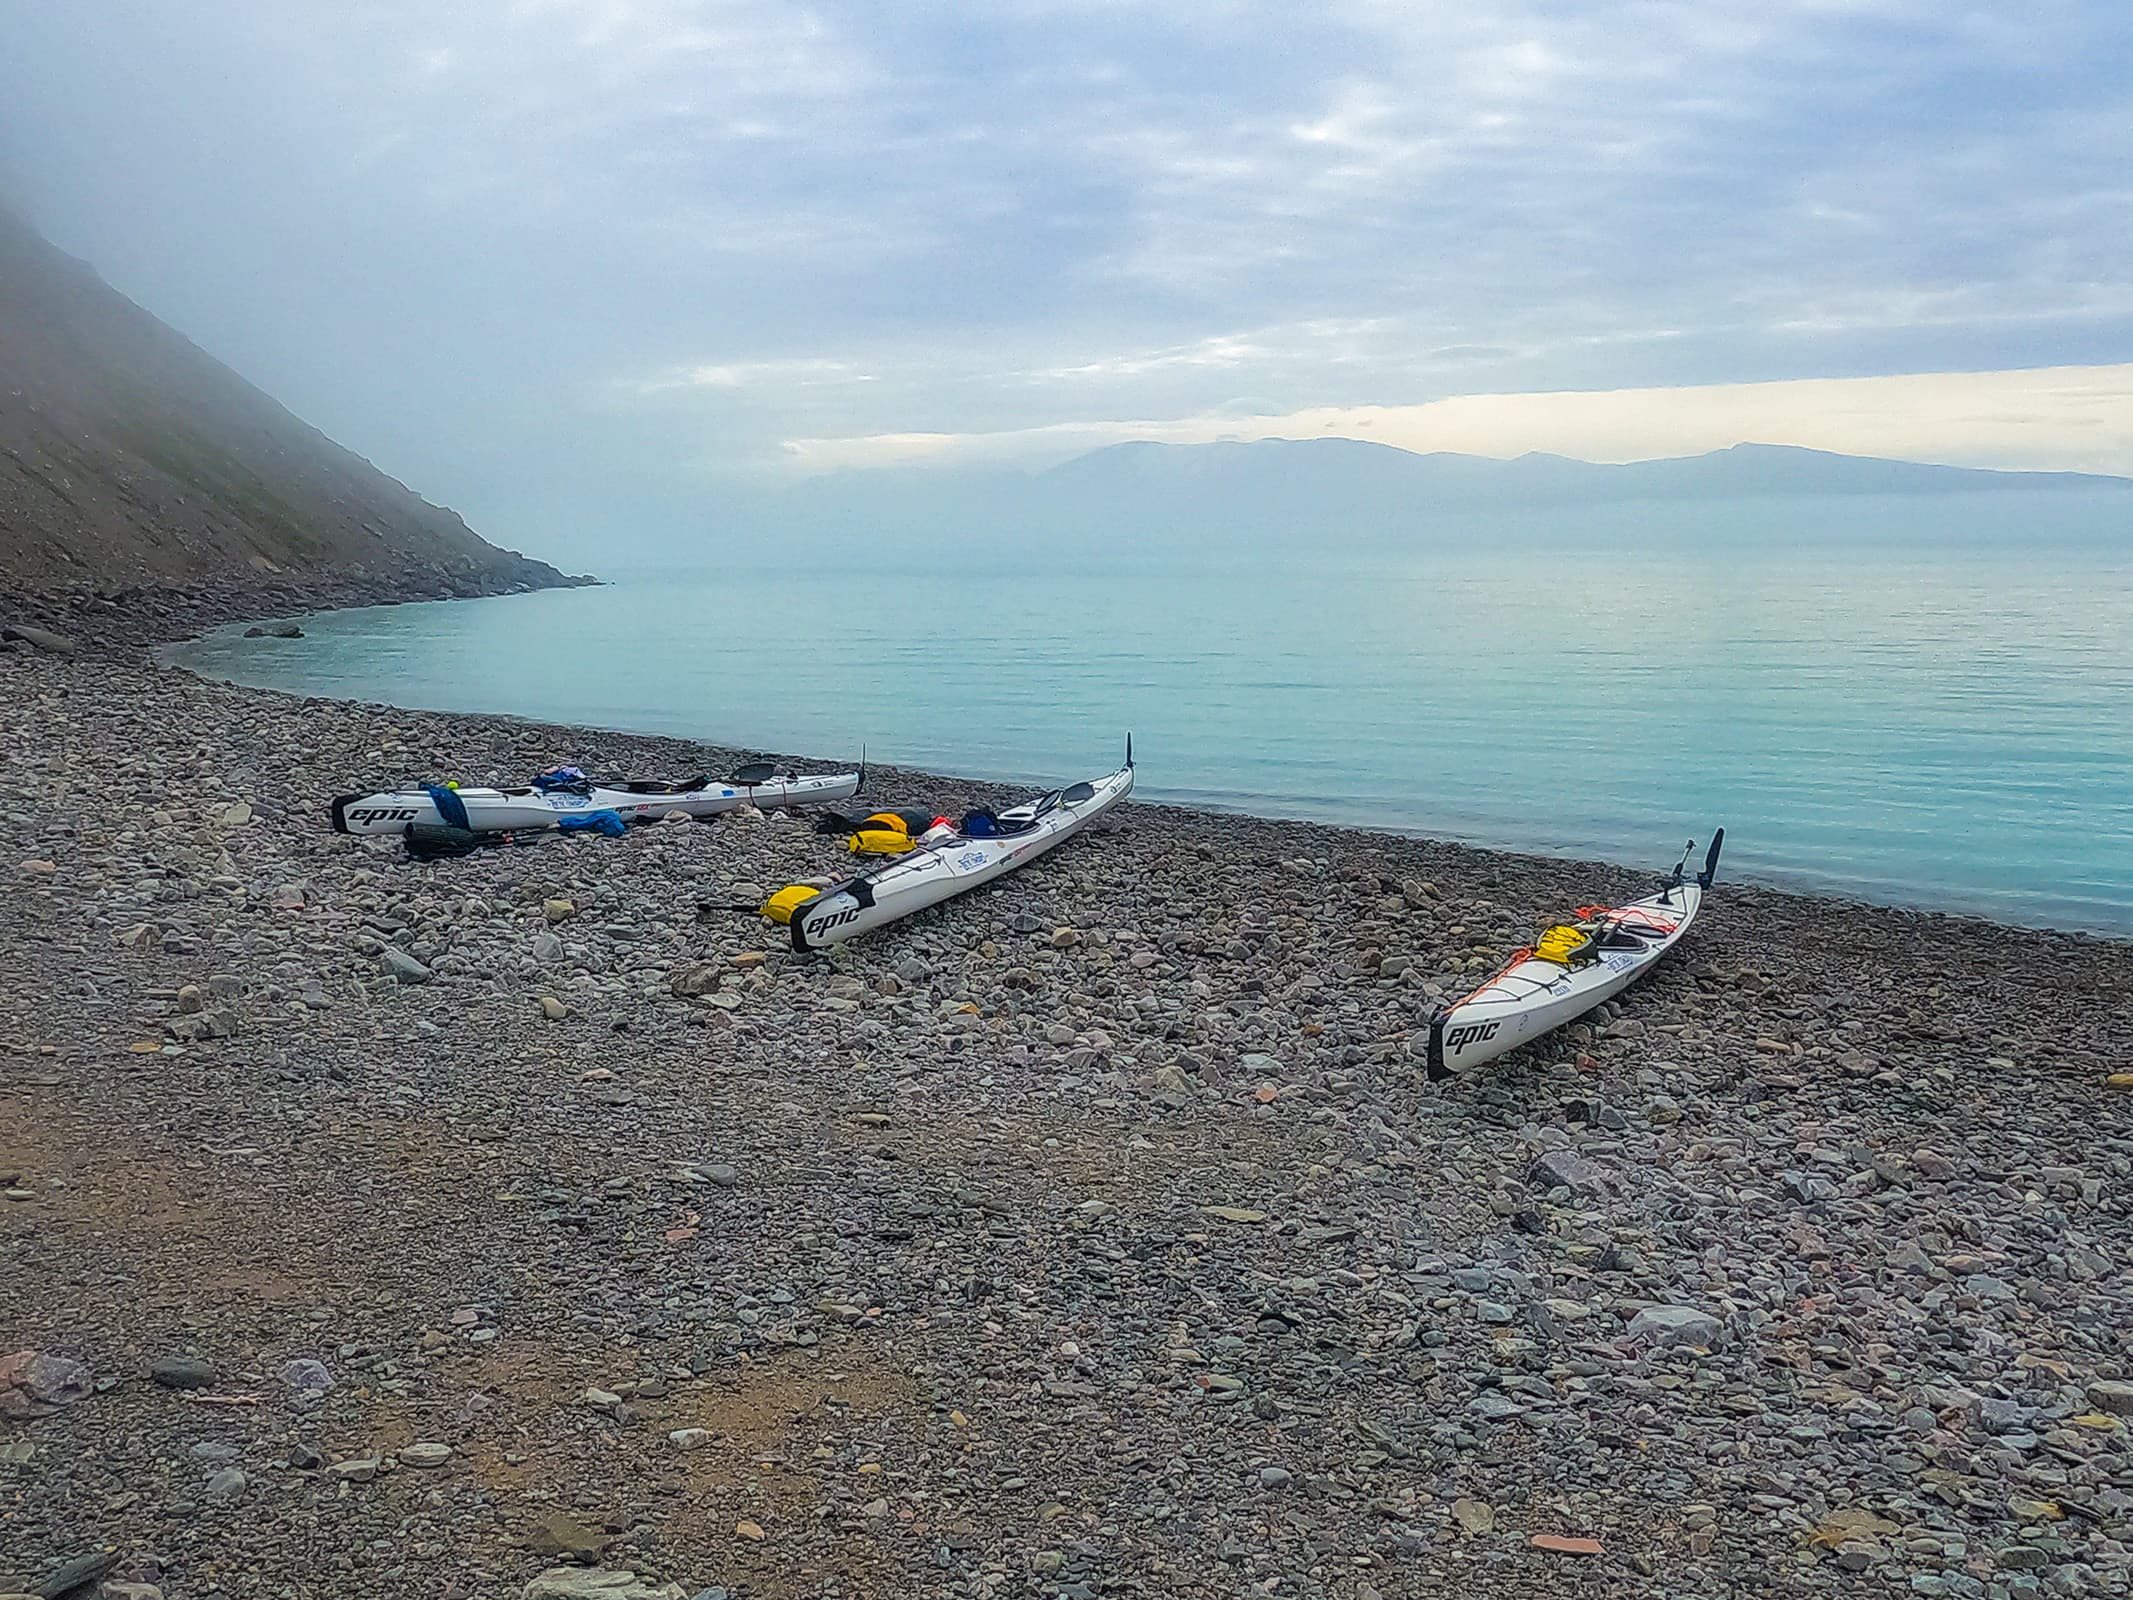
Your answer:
(614, 776), (711, 796)
(1017, 781), (1093, 823)
(960, 808), (1038, 839)
(730, 761), (780, 786)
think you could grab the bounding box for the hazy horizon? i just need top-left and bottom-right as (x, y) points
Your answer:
(5, 3), (2131, 568)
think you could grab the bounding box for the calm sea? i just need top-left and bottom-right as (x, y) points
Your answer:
(171, 499), (2133, 935)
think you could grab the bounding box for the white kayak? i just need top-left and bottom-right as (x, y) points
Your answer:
(1425, 831), (1724, 1080)
(331, 762), (863, 836)
(777, 747), (1134, 950)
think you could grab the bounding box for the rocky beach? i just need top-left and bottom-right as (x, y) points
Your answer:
(4, 615), (2131, 1600)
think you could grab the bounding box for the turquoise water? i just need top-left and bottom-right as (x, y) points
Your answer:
(173, 519), (2133, 935)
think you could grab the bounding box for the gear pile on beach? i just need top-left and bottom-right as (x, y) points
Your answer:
(3, 639), (2131, 1600)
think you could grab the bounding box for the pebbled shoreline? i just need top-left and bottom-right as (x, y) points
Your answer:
(3, 634), (2131, 1600)
(1, 566), (598, 655)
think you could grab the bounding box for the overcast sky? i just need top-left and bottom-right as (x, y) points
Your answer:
(4, 1), (2130, 558)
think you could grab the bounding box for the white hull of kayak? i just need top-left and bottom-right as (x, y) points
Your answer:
(1427, 833), (1723, 1078)
(332, 769), (863, 836)
(789, 761), (1134, 950)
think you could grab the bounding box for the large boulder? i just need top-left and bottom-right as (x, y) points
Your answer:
(525, 1511), (607, 1561)
(2087, 1379), (2133, 1417)
(668, 963), (725, 998)
(522, 1570), (687, 1600)
(1530, 1148), (1609, 1196)
(1, 623), (78, 654)
(0, 1349), (94, 1415)
(1623, 1305), (1726, 1351)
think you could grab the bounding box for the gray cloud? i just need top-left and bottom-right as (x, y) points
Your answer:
(3, 1), (2128, 561)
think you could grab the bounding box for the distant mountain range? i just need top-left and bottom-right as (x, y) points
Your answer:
(732, 435), (2131, 552)
(1047, 436), (2132, 502)
(0, 205), (578, 597)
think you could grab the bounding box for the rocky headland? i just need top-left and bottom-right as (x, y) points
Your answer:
(0, 204), (587, 613)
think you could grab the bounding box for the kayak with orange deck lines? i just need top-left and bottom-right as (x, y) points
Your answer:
(1425, 830), (1724, 1080)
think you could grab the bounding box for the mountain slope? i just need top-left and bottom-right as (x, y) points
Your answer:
(0, 206), (577, 594)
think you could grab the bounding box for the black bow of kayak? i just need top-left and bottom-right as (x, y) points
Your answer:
(1698, 827), (1726, 889)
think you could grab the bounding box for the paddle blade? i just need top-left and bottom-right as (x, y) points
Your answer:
(697, 899), (770, 918)
(1699, 828), (1726, 888)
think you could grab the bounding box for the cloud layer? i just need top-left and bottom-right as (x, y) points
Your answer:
(3, 2), (2129, 554)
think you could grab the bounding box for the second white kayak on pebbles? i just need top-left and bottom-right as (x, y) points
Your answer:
(767, 744), (1135, 950)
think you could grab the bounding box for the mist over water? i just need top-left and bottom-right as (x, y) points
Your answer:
(174, 503), (2133, 935)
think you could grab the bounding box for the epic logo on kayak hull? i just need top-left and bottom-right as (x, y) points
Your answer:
(350, 807), (420, 827)
(1444, 1019), (1501, 1054)
(803, 904), (863, 937)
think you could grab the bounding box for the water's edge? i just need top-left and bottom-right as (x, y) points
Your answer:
(161, 597), (2133, 949)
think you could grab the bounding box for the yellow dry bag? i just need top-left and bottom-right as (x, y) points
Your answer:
(762, 885), (820, 925)
(849, 829), (916, 855)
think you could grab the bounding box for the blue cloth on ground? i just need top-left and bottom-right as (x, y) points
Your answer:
(557, 808), (628, 837)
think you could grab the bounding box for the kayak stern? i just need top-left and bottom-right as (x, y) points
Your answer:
(1425, 1007), (1451, 1082)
